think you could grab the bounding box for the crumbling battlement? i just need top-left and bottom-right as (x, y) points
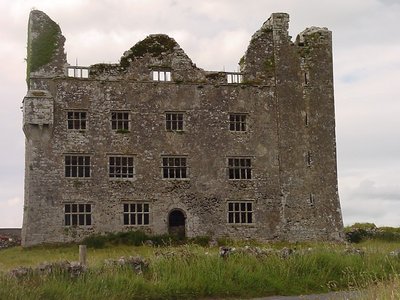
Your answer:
(22, 10), (343, 246)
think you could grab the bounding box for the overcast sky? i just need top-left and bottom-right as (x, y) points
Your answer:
(0, 0), (399, 228)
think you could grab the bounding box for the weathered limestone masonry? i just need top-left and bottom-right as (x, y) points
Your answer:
(22, 10), (344, 246)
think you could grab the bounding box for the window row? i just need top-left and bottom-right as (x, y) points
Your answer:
(67, 68), (243, 84)
(67, 111), (248, 132)
(64, 155), (252, 180)
(64, 201), (253, 226)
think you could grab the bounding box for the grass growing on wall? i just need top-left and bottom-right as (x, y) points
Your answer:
(26, 16), (60, 83)
(1, 240), (400, 299)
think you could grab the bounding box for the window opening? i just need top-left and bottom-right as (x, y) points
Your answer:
(307, 151), (312, 167)
(64, 204), (91, 226)
(67, 67), (89, 78)
(227, 201), (253, 224)
(229, 114), (247, 131)
(152, 70), (171, 81)
(226, 73), (243, 84)
(111, 111), (130, 131)
(162, 156), (187, 179)
(65, 155), (90, 177)
(166, 112), (184, 131)
(123, 203), (150, 225)
(304, 72), (309, 85)
(109, 156), (134, 178)
(309, 193), (315, 206)
(67, 111), (87, 130)
(228, 157), (252, 180)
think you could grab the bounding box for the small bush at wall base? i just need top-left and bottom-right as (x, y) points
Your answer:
(345, 223), (400, 243)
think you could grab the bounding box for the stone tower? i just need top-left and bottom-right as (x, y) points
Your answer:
(22, 10), (343, 246)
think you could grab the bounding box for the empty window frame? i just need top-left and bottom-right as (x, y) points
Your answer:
(109, 156), (135, 179)
(227, 201), (253, 224)
(111, 111), (130, 131)
(226, 73), (243, 84)
(166, 112), (184, 131)
(67, 67), (89, 78)
(123, 203), (150, 225)
(152, 70), (171, 82)
(65, 155), (91, 178)
(67, 111), (87, 130)
(64, 204), (92, 226)
(228, 157), (252, 180)
(162, 156), (188, 179)
(229, 113), (247, 131)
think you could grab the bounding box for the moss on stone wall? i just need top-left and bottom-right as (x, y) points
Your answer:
(120, 34), (177, 68)
(26, 18), (60, 80)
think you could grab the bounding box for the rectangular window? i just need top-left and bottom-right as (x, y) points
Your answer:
(109, 156), (134, 179)
(226, 73), (243, 84)
(67, 111), (87, 130)
(123, 203), (150, 225)
(67, 67), (89, 78)
(162, 156), (187, 179)
(64, 204), (92, 226)
(227, 201), (253, 224)
(152, 70), (171, 82)
(111, 111), (130, 131)
(228, 157), (252, 180)
(65, 155), (91, 178)
(166, 112), (184, 131)
(229, 114), (247, 131)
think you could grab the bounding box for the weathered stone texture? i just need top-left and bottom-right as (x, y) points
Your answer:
(22, 11), (343, 246)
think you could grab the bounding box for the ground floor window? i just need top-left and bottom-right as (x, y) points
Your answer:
(227, 201), (253, 224)
(123, 203), (150, 225)
(64, 204), (92, 226)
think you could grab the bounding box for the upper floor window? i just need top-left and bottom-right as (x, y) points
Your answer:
(228, 157), (252, 180)
(229, 113), (247, 131)
(227, 201), (253, 224)
(64, 203), (92, 226)
(67, 111), (87, 130)
(226, 73), (243, 84)
(162, 156), (188, 179)
(123, 203), (150, 226)
(65, 155), (91, 178)
(152, 70), (171, 82)
(109, 156), (135, 179)
(166, 112), (184, 131)
(67, 67), (89, 78)
(111, 111), (130, 131)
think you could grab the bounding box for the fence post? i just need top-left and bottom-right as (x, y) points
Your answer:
(79, 244), (87, 266)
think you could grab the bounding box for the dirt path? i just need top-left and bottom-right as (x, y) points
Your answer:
(253, 290), (360, 300)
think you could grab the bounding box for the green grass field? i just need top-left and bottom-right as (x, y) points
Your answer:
(0, 235), (400, 299)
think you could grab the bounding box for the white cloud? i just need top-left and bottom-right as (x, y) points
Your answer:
(0, 197), (23, 228)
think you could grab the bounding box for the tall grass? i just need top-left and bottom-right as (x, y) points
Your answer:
(1, 242), (400, 299)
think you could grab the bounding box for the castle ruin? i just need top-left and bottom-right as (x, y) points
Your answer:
(22, 10), (343, 246)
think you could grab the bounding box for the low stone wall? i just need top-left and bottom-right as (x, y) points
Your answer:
(0, 228), (21, 249)
(0, 228), (21, 239)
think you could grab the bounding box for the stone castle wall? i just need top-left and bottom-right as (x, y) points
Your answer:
(22, 10), (343, 246)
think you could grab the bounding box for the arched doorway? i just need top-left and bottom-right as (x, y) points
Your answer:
(168, 209), (185, 239)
